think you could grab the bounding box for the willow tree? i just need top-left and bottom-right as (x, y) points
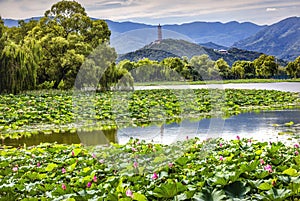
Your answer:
(0, 38), (41, 94)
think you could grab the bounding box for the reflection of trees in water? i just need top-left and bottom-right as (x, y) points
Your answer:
(4, 129), (118, 147)
(77, 129), (118, 146)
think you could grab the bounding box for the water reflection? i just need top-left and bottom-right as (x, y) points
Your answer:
(3, 109), (300, 147)
(3, 129), (118, 147)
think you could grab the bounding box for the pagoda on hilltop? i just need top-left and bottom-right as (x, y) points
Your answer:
(154, 24), (162, 43)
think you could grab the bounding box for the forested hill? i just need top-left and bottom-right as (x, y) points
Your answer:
(119, 39), (266, 65)
(233, 17), (300, 61)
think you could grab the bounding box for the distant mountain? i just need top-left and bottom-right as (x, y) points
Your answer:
(233, 17), (300, 61)
(163, 21), (265, 47)
(3, 17), (265, 52)
(119, 39), (266, 66)
(199, 42), (228, 50)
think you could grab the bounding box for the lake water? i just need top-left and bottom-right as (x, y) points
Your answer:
(2, 82), (300, 147)
(3, 109), (300, 147)
(135, 82), (300, 92)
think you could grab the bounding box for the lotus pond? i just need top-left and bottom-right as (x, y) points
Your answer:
(1, 88), (300, 200)
(1, 89), (299, 142)
(1, 138), (300, 200)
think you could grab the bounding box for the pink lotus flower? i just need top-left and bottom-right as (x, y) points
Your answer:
(132, 147), (137, 152)
(264, 164), (273, 173)
(219, 143), (223, 147)
(236, 135), (240, 140)
(248, 139), (252, 143)
(99, 159), (104, 164)
(168, 162), (173, 168)
(12, 166), (18, 172)
(92, 153), (96, 158)
(93, 176), (97, 183)
(62, 183), (66, 190)
(87, 182), (92, 188)
(37, 162), (40, 167)
(295, 151), (299, 156)
(133, 161), (138, 169)
(219, 156), (224, 161)
(62, 168), (66, 174)
(71, 150), (75, 156)
(294, 143), (299, 149)
(152, 172), (158, 180)
(260, 159), (265, 165)
(126, 189), (134, 198)
(186, 136), (189, 140)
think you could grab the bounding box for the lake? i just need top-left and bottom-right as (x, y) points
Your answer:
(3, 109), (300, 147)
(134, 82), (300, 92)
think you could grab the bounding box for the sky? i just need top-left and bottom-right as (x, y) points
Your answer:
(0, 0), (299, 25)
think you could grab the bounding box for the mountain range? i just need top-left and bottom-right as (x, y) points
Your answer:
(3, 16), (300, 61)
(233, 17), (300, 61)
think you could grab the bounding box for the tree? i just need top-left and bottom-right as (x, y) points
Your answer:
(30, 0), (112, 89)
(232, 60), (255, 78)
(0, 38), (40, 93)
(6, 19), (38, 43)
(231, 62), (245, 79)
(254, 54), (278, 78)
(286, 56), (300, 78)
(214, 58), (230, 79)
(189, 54), (215, 80)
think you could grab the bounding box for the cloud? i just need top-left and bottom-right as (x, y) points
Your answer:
(0, 0), (299, 24)
(266, 7), (278, 12)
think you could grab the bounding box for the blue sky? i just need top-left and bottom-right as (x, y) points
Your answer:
(0, 0), (299, 25)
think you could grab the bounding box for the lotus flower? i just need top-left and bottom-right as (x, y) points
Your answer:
(219, 156), (224, 161)
(71, 150), (75, 156)
(62, 183), (66, 190)
(219, 143), (223, 147)
(87, 182), (92, 188)
(152, 172), (158, 180)
(126, 189), (134, 198)
(92, 153), (96, 158)
(168, 162), (173, 168)
(260, 159), (265, 165)
(37, 162), (40, 167)
(62, 168), (66, 174)
(12, 166), (18, 172)
(264, 164), (273, 173)
(133, 161), (138, 169)
(294, 143), (299, 149)
(295, 151), (299, 156)
(93, 176), (97, 183)
(236, 135), (240, 140)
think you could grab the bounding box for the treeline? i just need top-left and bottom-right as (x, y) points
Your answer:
(0, 1), (300, 94)
(116, 54), (300, 82)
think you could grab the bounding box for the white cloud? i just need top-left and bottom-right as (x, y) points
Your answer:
(0, 0), (299, 24)
(266, 7), (278, 12)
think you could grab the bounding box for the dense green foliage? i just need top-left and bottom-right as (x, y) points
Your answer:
(0, 1), (131, 93)
(0, 89), (299, 140)
(1, 138), (300, 200)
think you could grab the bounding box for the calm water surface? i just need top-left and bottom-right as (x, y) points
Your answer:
(3, 109), (300, 147)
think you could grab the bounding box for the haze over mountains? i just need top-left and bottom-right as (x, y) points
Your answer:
(3, 16), (300, 61)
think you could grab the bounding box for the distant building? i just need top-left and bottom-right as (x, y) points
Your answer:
(219, 49), (228, 54)
(154, 24), (162, 43)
